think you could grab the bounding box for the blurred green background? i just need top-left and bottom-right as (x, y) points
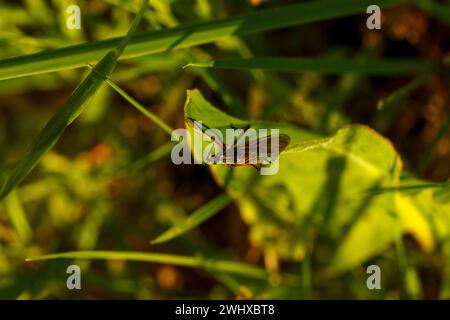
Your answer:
(0, 0), (449, 299)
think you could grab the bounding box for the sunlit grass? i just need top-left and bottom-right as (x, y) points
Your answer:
(0, 0), (448, 300)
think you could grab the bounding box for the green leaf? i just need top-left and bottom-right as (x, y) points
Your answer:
(186, 57), (431, 76)
(398, 183), (450, 244)
(183, 89), (415, 276)
(330, 176), (448, 279)
(0, 1), (150, 200)
(0, 0), (405, 80)
(185, 90), (448, 277)
(184, 89), (319, 145)
(151, 193), (232, 244)
(25, 250), (298, 282)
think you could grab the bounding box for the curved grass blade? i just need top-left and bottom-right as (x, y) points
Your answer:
(419, 113), (450, 173)
(25, 250), (287, 281)
(86, 64), (174, 136)
(361, 181), (450, 194)
(4, 190), (32, 243)
(377, 74), (428, 111)
(151, 193), (231, 244)
(0, 0), (404, 80)
(126, 141), (175, 173)
(374, 74), (429, 132)
(0, 1), (150, 200)
(186, 57), (432, 76)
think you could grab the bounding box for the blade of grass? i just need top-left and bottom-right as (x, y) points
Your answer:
(377, 74), (428, 111)
(194, 67), (246, 117)
(186, 57), (431, 76)
(419, 112), (450, 173)
(185, 47), (246, 117)
(388, 159), (421, 299)
(25, 250), (299, 282)
(0, 0), (405, 80)
(151, 193), (231, 244)
(126, 141), (175, 173)
(394, 221), (422, 299)
(87, 64), (174, 136)
(112, 54), (187, 81)
(374, 74), (428, 132)
(361, 181), (450, 194)
(213, 273), (250, 296)
(4, 190), (32, 243)
(0, 5), (30, 26)
(110, 0), (243, 122)
(105, 0), (178, 30)
(0, 1), (150, 200)
(440, 238), (450, 299)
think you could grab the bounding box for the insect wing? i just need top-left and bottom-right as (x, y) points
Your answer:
(222, 134), (290, 165)
(256, 134), (290, 164)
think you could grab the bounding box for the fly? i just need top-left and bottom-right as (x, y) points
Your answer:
(187, 117), (290, 171)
